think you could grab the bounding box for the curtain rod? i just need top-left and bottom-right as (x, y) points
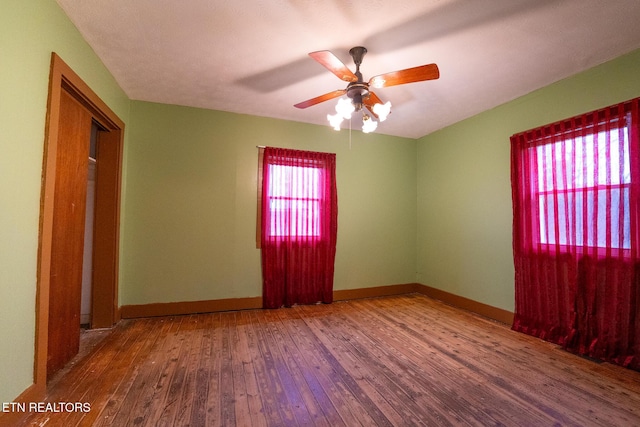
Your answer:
(256, 145), (266, 148)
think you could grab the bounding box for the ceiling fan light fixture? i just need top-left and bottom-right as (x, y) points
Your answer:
(373, 101), (392, 122)
(327, 113), (343, 131)
(362, 114), (378, 133)
(335, 97), (355, 119)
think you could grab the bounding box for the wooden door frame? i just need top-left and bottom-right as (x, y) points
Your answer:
(34, 53), (125, 393)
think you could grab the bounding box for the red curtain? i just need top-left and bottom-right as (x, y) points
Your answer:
(260, 147), (338, 309)
(510, 98), (640, 369)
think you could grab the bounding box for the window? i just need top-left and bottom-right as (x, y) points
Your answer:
(510, 98), (640, 369)
(533, 122), (631, 249)
(267, 164), (321, 237)
(258, 147), (338, 308)
(512, 104), (639, 255)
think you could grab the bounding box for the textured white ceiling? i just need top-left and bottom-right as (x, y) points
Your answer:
(56, 0), (640, 139)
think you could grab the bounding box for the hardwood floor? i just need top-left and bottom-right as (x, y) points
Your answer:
(21, 294), (640, 426)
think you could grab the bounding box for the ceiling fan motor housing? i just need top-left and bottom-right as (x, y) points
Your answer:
(347, 47), (370, 110)
(346, 83), (369, 111)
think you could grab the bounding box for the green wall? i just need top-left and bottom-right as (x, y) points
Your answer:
(416, 48), (640, 312)
(0, 0), (130, 405)
(121, 102), (417, 305)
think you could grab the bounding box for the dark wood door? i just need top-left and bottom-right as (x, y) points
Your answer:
(91, 129), (121, 328)
(47, 89), (92, 379)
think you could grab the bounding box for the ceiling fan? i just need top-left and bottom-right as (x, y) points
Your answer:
(294, 46), (439, 133)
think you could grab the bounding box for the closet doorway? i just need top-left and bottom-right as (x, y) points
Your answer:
(35, 53), (125, 387)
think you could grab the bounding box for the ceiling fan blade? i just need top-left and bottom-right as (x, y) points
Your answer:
(369, 63), (440, 88)
(294, 89), (346, 109)
(363, 91), (384, 118)
(309, 51), (358, 82)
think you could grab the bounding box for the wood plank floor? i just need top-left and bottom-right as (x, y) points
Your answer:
(21, 294), (640, 426)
